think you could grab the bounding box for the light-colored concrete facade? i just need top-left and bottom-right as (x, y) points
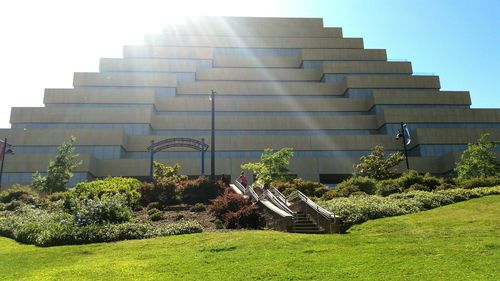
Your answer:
(1, 16), (499, 187)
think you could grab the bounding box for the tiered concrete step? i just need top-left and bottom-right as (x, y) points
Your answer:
(289, 212), (324, 234)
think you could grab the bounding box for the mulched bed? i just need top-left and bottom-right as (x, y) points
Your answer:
(135, 204), (231, 232)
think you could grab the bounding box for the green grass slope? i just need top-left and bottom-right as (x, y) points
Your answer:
(1, 196), (499, 280)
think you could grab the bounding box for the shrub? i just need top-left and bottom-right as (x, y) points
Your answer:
(0, 185), (39, 204)
(320, 187), (500, 231)
(213, 219), (224, 229)
(459, 177), (500, 189)
(408, 183), (431, 192)
(376, 179), (402, 196)
(223, 204), (264, 229)
(335, 176), (376, 197)
(73, 193), (133, 226)
(138, 179), (183, 206)
(0, 200), (24, 211)
(397, 170), (423, 190)
(435, 182), (457, 191)
(275, 178), (329, 197)
(74, 177), (142, 207)
(174, 214), (185, 221)
(146, 202), (161, 211)
(147, 207), (161, 216)
(421, 174), (442, 190)
(182, 177), (224, 204)
(148, 209), (163, 221)
(153, 161), (187, 182)
(0, 204), (202, 246)
(321, 189), (340, 200)
(190, 203), (206, 212)
(209, 190), (264, 229)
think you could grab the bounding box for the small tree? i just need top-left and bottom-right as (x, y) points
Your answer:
(454, 133), (499, 180)
(241, 148), (294, 185)
(153, 161), (187, 182)
(32, 136), (82, 193)
(354, 145), (404, 180)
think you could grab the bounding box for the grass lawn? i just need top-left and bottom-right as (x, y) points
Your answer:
(1, 196), (499, 280)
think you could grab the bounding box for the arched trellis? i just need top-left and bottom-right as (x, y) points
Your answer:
(147, 138), (209, 182)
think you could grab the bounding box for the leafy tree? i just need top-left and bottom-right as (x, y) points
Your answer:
(32, 136), (82, 193)
(153, 161), (187, 182)
(454, 133), (499, 180)
(241, 148), (294, 185)
(353, 145), (404, 180)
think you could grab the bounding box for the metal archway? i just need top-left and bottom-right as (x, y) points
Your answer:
(147, 138), (209, 182)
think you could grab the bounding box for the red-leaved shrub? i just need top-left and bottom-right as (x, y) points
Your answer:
(209, 190), (264, 229)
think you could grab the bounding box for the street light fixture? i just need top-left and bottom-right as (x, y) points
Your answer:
(209, 90), (216, 180)
(0, 138), (15, 189)
(395, 122), (410, 170)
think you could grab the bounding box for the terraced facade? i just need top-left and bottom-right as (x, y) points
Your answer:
(1, 16), (499, 187)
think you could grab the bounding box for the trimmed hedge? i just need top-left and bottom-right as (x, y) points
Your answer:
(320, 186), (500, 231)
(74, 177), (142, 207)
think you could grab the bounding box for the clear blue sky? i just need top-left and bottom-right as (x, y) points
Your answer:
(0, 0), (498, 128)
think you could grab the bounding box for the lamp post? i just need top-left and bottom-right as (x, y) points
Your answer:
(395, 122), (410, 171)
(0, 138), (14, 189)
(210, 90), (216, 180)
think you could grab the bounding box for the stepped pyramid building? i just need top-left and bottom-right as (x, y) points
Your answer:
(1, 16), (499, 187)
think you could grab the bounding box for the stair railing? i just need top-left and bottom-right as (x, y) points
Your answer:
(263, 190), (295, 215)
(233, 180), (247, 194)
(270, 188), (289, 206)
(247, 185), (261, 202)
(288, 190), (338, 233)
(295, 190), (336, 219)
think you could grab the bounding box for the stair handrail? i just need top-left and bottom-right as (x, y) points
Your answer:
(263, 189), (295, 215)
(247, 186), (261, 202)
(270, 187), (289, 206)
(233, 180), (247, 194)
(294, 190), (337, 220)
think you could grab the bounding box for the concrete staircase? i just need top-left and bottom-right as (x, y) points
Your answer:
(289, 211), (324, 234)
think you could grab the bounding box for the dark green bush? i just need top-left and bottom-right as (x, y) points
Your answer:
(459, 177), (500, 189)
(74, 177), (141, 207)
(421, 174), (442, 190)
(146, 202), (161, 211)
(408, 183), (431, 192)
(174, 214), (185, 221)
(148, 209), (163, 221)
(396, 171), (442, 191)
(435, 182), (457, 191)
(376, 179), (402, 196)
(147, 207), (161, 216)
(321, 189), (340, 200)
(182, 177), (224, 204)
(190, 203), (206, 212)
(0, 185), (39, 204)
(213, 219), (224, 229)
(275, 179), (329, 198)
(0, 200), (24, 211)
(334, 176), (376, 197)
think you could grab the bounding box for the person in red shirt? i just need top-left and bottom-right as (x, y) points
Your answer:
(238, 171), (248, 188)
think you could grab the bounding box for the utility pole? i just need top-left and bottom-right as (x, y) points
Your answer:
(210, 90), (216, 180)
